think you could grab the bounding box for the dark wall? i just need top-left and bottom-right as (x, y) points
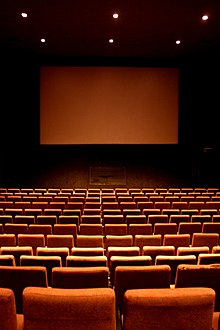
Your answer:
(1, 53), (220, 188)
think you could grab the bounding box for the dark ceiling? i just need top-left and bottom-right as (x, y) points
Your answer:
(0, 0), (220, 62)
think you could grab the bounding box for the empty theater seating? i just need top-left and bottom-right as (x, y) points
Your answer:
(1, 186), (220, 328)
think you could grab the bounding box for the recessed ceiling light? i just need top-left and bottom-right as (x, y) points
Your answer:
(109, 39), (114, 43)
(41, 38), (46, 43)
(113, 13), (119, 19)
(21, 13), (28, 18)
(202, 15), (209, 21)
(176, 40), (181, 45)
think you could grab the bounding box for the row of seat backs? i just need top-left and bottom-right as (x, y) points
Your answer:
(1, 212), (220, 222)
(0, 233), (220, 261)
(1, 246), (220, 285)
(1, 197), (220, 205)
(114, 263), (220, 313)
(1, 285), (215, 330)
(23, 286), (217, 330)
(0, 286), (116, 330)
(1, 220), (220, 235)
(0, 186), (218, 193)
(0, 262), (220, 314)
(0, 197), (182, 204)
(0, 231), (220, 247)
(1, 206), (220, 221)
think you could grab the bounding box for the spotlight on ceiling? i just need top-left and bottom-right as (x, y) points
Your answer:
(113, 13), (119, 19)
(202, 15), (208, 21)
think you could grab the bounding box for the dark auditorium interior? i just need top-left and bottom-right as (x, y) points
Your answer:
(0, 0), (220, 189)
(1, 1), (220, 330)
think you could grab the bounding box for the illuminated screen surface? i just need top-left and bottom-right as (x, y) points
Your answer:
(40, 66), (178, 144)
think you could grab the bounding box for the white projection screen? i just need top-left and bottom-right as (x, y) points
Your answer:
(40, 66), (179, 144)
